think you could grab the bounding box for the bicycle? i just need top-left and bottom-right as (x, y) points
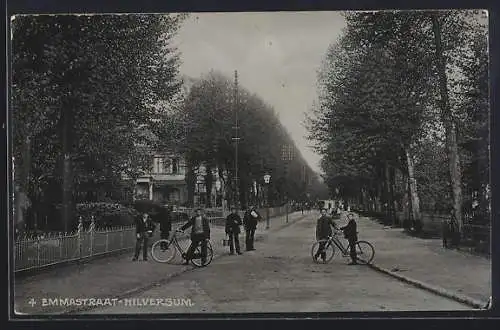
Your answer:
(311, 229), (375, 265)
(151, 229), (214, 267)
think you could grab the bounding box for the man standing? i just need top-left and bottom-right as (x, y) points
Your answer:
(243, 205), (260, 251)
(158, 206), (172, 250)
(313, 208), (338, 262)
(180, 208), (210, 266)
(340, 213), (358, 265)
(225, 207), (243, 255)
(133, 212), (156, 261)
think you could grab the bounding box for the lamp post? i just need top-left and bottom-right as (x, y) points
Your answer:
(264, 173), (271, 229)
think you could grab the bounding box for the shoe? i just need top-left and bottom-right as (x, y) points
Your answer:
(250, 248), (256, 251)
(348, 261), (358, 265)
(237, 252), (243, 255)
(143, 258), (148, 261)
(132, 257), (138, 261)
(182, 260), (190, 265)
(229, 252), (235, 255)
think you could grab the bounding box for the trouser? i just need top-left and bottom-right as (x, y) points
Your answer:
(134, 234), (149, 260)
(160, 231), (170, 249)
(348, 238), (357, 262)
(314, 240), (327, 260)
(186, 234), (207, 263)
(245, 228), (256, 250)
(228, 232), (241, 253)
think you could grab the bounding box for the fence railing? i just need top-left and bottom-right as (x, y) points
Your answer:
(357, 209), (491, 255)
(14, 206), (290, 273)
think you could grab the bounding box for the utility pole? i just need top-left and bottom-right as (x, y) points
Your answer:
(231, 70), (240, 208)
(282, 144), (294, 223)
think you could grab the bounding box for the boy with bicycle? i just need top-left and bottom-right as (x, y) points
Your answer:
(340, 213), (358, 265)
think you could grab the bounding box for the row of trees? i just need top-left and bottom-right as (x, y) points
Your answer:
(12, 14), (186, 231)
(173, 71), (318, 208)
(12, 14), (322, 231)
(307, 11), (489, 236)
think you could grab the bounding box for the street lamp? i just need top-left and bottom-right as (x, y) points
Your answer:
(264, 174), (271, 229)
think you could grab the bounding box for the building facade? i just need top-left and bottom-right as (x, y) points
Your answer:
(133, 153), (188, 206)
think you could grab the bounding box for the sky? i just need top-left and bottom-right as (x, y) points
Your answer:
(173, 12), (347, 174)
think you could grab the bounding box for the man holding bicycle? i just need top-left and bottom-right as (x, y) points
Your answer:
(313, 208), (339, 262)
(178, 208), (211, 266)
(340, 213), (358, 265)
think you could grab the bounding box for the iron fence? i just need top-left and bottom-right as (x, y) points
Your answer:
(14, 206), (290, 273)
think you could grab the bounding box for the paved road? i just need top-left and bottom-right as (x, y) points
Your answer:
(84, 212), (470, 314)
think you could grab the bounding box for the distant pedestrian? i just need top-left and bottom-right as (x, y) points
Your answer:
(243, 205), (261, 251)
(179, 208), (210, 265)
(313, 208), (338, 262)
(133, 212), (156, 261)
(340, 213), (358, 265)
(301, 204), (305, 214)
(225, 207), (243, 255)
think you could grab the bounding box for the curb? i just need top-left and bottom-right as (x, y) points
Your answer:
(61, 213), (306, 315)
(368, 263), (487, 309)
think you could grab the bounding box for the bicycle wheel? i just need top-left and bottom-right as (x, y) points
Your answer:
(355, 241), (375, 264)
(191, 240), (214, 267)
(311, 239), (335, 263)
(151, 239), (176, 263)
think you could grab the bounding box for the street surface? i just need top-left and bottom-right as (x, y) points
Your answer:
(83, 212), (470, 313)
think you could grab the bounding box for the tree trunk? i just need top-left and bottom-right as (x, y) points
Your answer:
(405, 146), (421, 228)
(61, 106), (74, 233)
(389, 166), (398, 226)
(431, 14), (464, 234)
(186, 163), (196, 207)
(375, 181), (382, 212)
(14, 136), (31, 233)
(383, 162), (391, 218)
(204, 164), (213, 208)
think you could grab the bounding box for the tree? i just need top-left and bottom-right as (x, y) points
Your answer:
(181, 71), (315, 208)
(12, 14), (185, 231)
(307, 10), (488, 236)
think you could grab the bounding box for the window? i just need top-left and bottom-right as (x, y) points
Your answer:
(153, 157), (164, 173)
(172, 158), (178, 174)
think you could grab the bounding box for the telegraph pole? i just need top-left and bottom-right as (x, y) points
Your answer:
(232, 70), (240, 208)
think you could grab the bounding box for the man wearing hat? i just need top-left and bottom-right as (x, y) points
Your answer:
(225, 206), (243, 255)
(179, 208), (211, 265)
(243, 205), (261, 251)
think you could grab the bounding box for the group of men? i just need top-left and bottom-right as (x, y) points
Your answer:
(131, 205), (260, 265)
(224, 206), (261, 255)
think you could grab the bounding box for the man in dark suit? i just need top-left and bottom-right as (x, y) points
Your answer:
(340, 213), (358, 265)
(179, 208), (210, 265)
(243, 206), (261, 251)
(225, 207), (243, 255)
(157, 206), (172, 250)
(313, 208), (338, 262)
(133, 212), (156, 261)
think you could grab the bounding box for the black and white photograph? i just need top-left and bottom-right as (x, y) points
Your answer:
(10, 10), (491, 315)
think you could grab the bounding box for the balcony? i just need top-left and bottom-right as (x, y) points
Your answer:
(150, 172), (185, 182)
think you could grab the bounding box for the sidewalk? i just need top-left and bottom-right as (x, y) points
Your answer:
(354, 213), (491, 308)
(14, 211), (306, 315)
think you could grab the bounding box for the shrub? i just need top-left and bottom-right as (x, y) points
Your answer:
(76, 202), (139, 229)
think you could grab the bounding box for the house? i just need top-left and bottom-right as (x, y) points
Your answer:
(133, 153), (188, 205)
